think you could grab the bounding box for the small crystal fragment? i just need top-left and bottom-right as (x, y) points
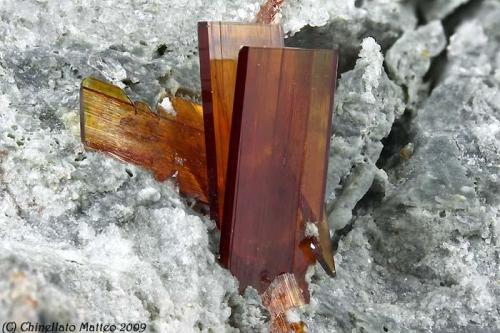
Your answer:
(80, 77), (208, 202)
(256, 0), (285, 24)
(261, 273), (306, 333)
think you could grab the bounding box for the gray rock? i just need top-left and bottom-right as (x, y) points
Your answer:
(308, 0), (500, 332)
(326, 37), (405, 231)
(386, 21), (447, 112)
(283, 0), (417, 71)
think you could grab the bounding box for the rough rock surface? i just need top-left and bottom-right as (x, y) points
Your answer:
(284, 0), (417, 71)
(0, 0), (499, 332)
(326, 37), (405, 231)
(309, 1), (500, 332)
(386, 20), (447, 112)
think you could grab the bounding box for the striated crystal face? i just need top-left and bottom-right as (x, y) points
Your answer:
(220, 46), (338, 297)
(198, 22), (284, 227)
(261, 273), (306, 333)
(80, 77), (208, 202)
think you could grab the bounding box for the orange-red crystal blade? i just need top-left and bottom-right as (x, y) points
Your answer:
(80, 77), (208, 202)
(198, 21), (284, 227)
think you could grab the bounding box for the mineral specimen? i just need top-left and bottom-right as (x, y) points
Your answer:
(2, 0), (499, 332)
(220, 46), (338, 297)
(82, 23), (336, 330)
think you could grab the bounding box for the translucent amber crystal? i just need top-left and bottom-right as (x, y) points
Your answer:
(261, 273), (307, 333)
(300, 209), (336, 278)
(318, 210), (336, 275)
(198, 21), (284, 226)
(220, 47), (339, 298)
(255, 0), (285, 24)
(80, 77), (208, 202)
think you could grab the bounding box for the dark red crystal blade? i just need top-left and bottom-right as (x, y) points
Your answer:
(198, 22), (284, 227)
(220, 47), (338, 297)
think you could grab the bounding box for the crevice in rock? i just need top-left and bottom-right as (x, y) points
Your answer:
(376, 0), (486, 175)
(377, 1), (484, 173)
(332, 221), (354, 253)
(333, 175), (387, 251)
(441, 0), (484, 36)
(333, 1), (476, 246)
(376, 110), (413, 172)
(414, 3), (427, 27)
(425, 0), (484, 87)
(284, 25), (359, 73)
